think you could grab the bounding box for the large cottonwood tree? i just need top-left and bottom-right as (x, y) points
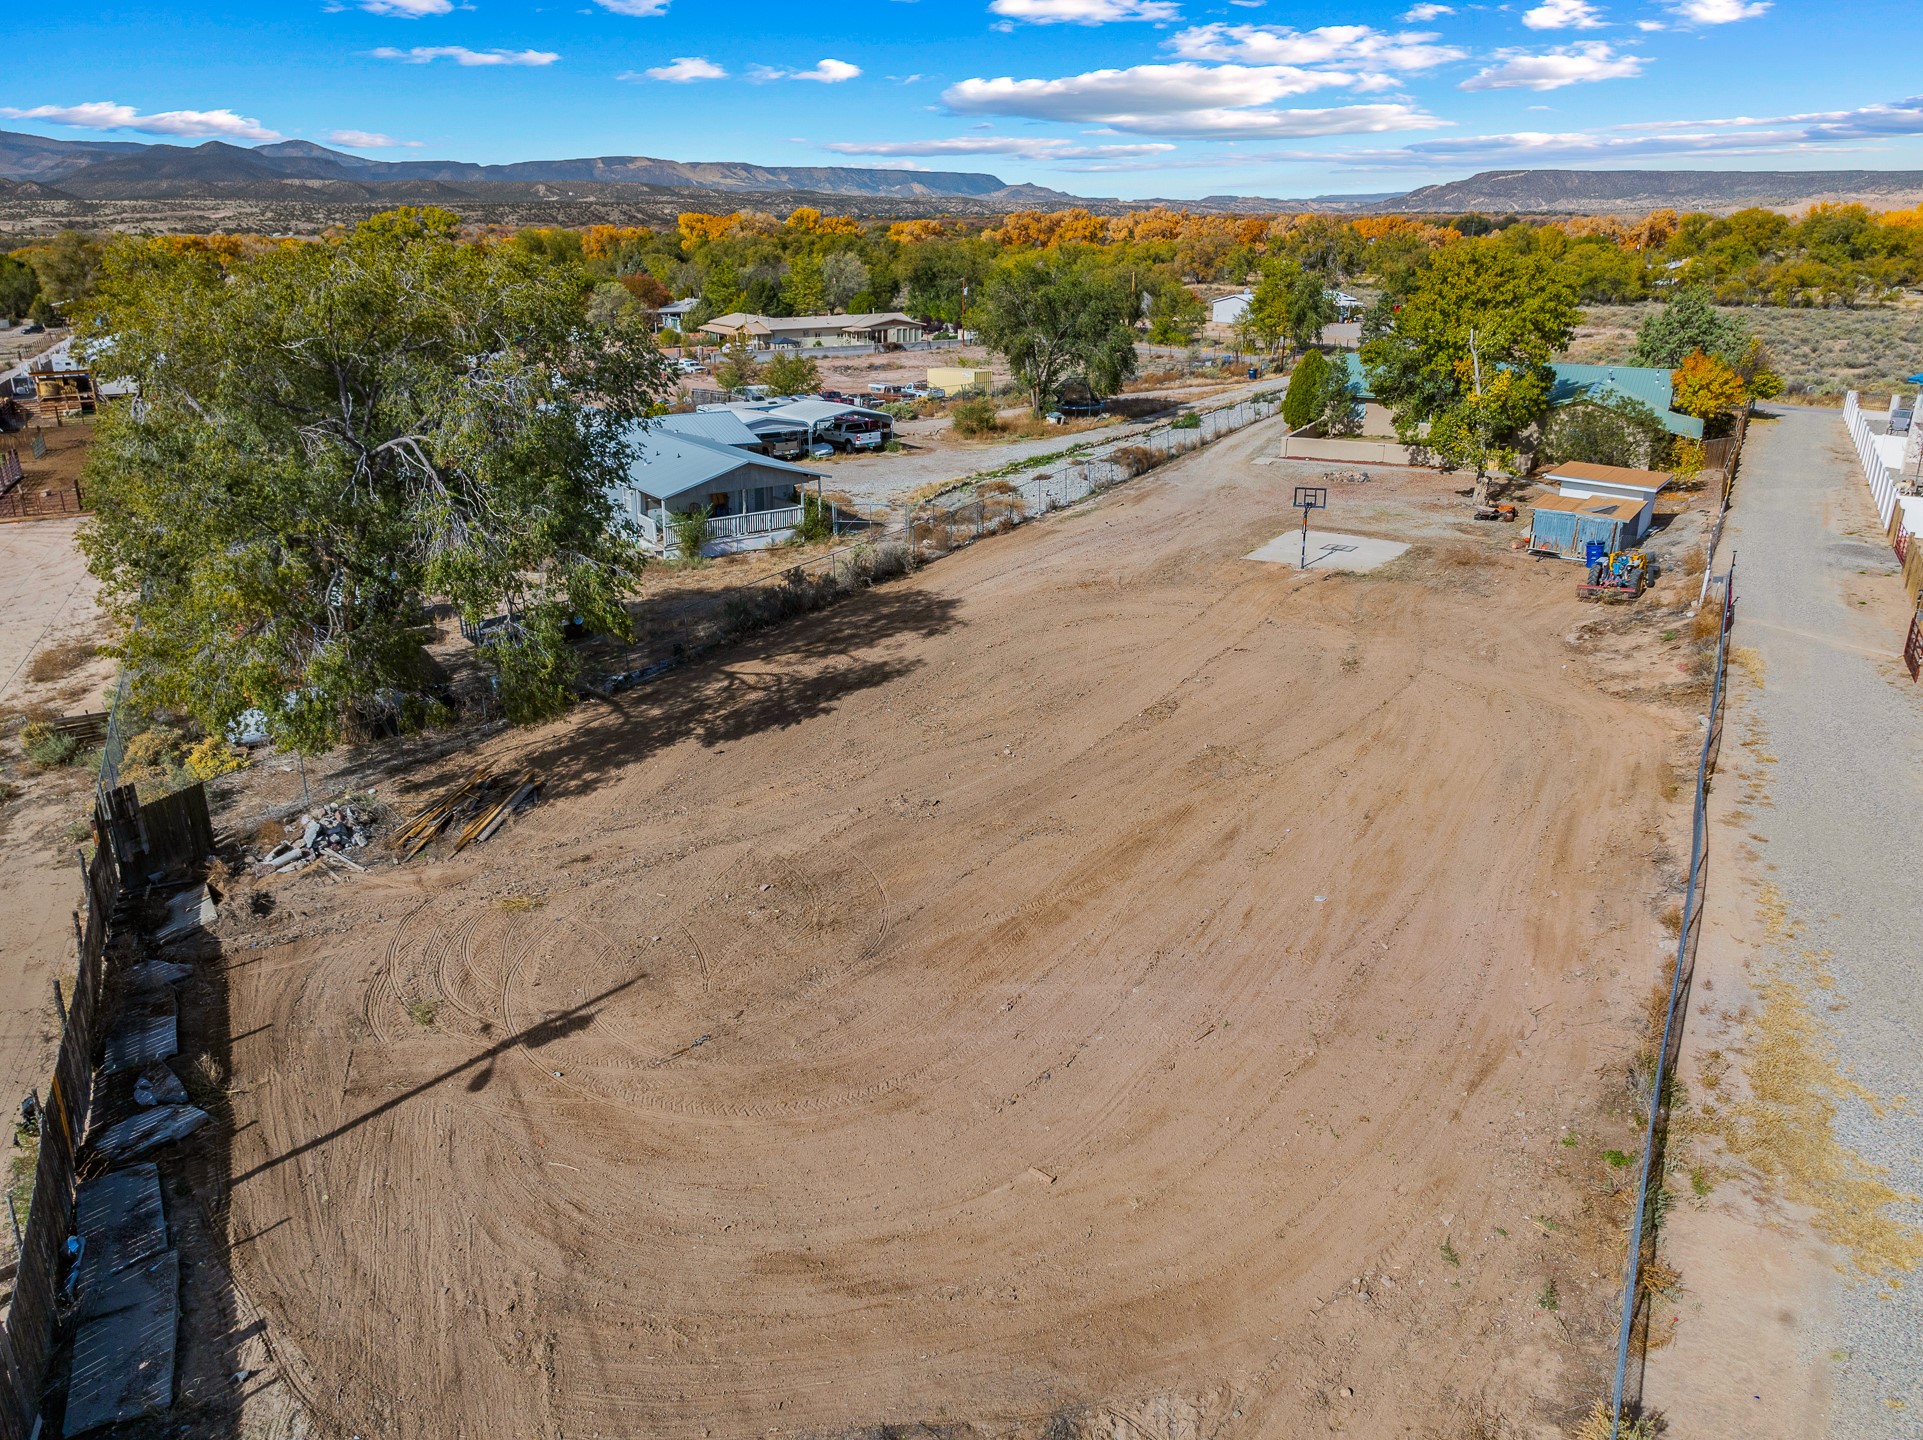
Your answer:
(78, 207), (672, 749)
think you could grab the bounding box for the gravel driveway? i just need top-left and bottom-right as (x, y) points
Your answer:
(1713, 405), (1923, 1436)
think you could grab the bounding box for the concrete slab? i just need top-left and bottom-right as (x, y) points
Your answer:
(1246, 528), (1410, 573)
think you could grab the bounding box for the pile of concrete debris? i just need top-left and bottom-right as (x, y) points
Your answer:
(251, 801), (375, 877)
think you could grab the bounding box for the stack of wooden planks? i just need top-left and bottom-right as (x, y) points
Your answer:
(391, 769), (542, 861)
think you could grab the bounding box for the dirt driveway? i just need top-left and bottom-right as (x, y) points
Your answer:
(210, 428), (1702, 1439)
(0, 517), (112, 1135)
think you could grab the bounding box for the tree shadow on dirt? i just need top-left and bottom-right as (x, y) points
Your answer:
(507, 581), (962, 806)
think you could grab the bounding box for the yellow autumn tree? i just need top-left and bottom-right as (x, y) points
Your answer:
(1672, 350), (1750, 420)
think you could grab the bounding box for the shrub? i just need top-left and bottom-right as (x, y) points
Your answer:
(1170, 412), (1201, 430)
(120, 725), (186, 773)
(1108, 445), (1160, 477)
(1283, 348), (1330, 430)
(951, 396), (1000, 436)
(1541, 395), (1669, 470)
(670, 505), (712, 561)
(790, 492), (832, 544)
(184, 734), (249, 781)
(26, 640), (98, 686)
(20, 722), (80, 768)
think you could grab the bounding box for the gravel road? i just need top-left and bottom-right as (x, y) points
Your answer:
(1719, 405), (1923, 1435)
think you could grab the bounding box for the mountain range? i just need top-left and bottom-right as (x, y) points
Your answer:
(3, 131), (1922, 218)
(0, 132), (1071, 207)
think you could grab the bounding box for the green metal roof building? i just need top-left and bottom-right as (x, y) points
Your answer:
(1335, 353), (1703, 440)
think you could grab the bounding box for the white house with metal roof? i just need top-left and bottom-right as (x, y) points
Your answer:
(614, 425), (826, 556)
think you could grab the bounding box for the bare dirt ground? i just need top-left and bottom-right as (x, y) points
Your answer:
(0, 516), (112, 1188)
(197, 422), (1717, 1440)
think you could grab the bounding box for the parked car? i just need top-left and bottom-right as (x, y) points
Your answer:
(808, 440), (837, 461)
(673, 357), (703, 374)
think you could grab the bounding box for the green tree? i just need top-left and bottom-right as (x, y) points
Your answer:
(1145, 279), (1206, 345)
(76, 207), (671, 750)
(763, 350), (822, 395)
(586, 281), (636, 328)
(977, 257), (1138, 414)
(821, 250), (869, 312)
(1631, 285), (1752, 369)
(1284, 266), (1338, 354)
(781, 252), (827, 315)
(1282, 349), (1330, 430)
(1317, 358), (1362, 436)
(28, 229), (102, 304)
(0, 255), (39, 320)
(714, 335), (762, 391)
(1361, 241), (1580, 508)
(1540, 394), (1670, 470)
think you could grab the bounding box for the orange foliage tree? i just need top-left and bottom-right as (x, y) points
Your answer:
(1671, 350), (1750, 420)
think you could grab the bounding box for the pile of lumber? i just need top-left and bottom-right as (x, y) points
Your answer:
(391, 769), (542, 861)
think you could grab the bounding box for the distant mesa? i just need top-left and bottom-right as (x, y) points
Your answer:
(1, 132), (1921, 217)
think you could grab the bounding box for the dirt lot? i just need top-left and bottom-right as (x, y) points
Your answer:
(0, 515), (113, 1155)
(196, 422), (1718, 1440)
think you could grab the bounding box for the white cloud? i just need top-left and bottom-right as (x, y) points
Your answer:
(797, 58), (861, 82)
(1306, 95), (1923, 169)
(1522, 0), (1606, 29)
(1402, 2), (1453, 17)
(1670, 0), (1767, 21)
(1170, 23), (1466, 70)
(327, 129), (420, 147)
(753, 58), (861, 83)
(942, 67), (1441, 136)
(1635, 18), (1668, 28)
(947, 63), (1339, 120)
(1460, 42), (1644, 89)
(593, 0), (672, 13)
(0, 101), (282, 141)
(632, 56), (726, 82)
(823, 136), (1177, 159)
(355, 0), (453, 14)
(369, 46), (558, 65)
(987, 0), (1181, 22)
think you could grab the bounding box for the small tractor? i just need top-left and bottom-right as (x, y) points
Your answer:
(1579, 549), (1650, 602)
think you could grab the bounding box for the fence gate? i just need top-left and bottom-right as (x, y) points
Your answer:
(1905, 606), (1922, 682)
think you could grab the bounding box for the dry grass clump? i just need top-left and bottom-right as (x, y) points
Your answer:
(1688, 605), (1726, 644)
(26, 639), (100, 686)
(1572, 1398), (1660, 1440)
(1677, 545), (1708, 579)
(1728, 645), (1766, 688)
(1715, 970), (1923, 1277)
(1106, 445), (1162, 478)
(721, 541), (915, 636)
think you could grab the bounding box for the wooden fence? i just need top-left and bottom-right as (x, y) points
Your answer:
(0, 820), (117, 1440)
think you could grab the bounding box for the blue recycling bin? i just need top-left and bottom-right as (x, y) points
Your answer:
(1584, 541), (1608, 567)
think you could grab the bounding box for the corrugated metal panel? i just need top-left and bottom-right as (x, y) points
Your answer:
(654, 411), (763, 449)
(1530, 506), (1629, 559)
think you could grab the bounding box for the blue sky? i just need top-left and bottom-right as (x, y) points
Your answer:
(5, 0), (1921, 199)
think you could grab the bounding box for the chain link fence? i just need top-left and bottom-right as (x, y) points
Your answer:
(902, 394), (1282, 555)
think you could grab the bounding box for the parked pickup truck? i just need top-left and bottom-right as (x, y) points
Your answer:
(824, 415), (891, 452)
